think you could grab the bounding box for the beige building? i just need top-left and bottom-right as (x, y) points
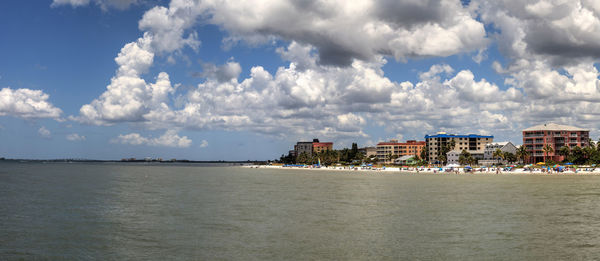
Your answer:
(358, 147), (377, 158)
(376, 140), (426, 164)
(425, 132), (493, 163)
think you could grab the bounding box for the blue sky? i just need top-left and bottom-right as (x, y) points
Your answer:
(1, 0), (600, 160)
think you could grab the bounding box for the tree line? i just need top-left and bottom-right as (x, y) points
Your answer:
(280, 143), (365, 165)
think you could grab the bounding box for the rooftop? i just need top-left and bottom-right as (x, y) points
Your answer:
(486, 141), (510, 147)
(377, 141), (425, 146)
(425, 133), (493, 139)
(523, 123), (589, 132)
(396, 155), (416, 161)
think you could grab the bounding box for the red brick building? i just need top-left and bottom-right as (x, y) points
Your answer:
(312, 141), (333, 154)
(523, 123), (590, 163)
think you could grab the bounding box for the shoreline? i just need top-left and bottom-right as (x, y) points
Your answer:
(244, 165), (600, 175)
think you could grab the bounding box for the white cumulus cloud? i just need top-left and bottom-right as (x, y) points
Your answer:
(71, 0), (600, 144)
(38, 126), (51, 138)
(111, 130), (192, 148)
(66, 133), (86, 141)
(0, 87), (62, 119)
(199, 140), (208, 148)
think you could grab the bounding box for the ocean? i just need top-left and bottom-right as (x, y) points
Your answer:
(2, 162), (600, 260)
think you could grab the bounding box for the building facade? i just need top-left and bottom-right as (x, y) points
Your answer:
(376, 140), (426, 164)
(294, 141), (314, 158)
(394, 155), (418, 165)
(522, 123), (590, 163)
(358, 147), (377, 158)
(313, 142), (333, 154)
(479, 141), (517, 166)
(425, 132), (493, 163)
(293, 139), (334, 160)
(447, 150), (485, 165)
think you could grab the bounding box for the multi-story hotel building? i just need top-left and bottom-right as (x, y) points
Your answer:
(313, 141), (333, 154)
(376, 140), (426, 164)
(358, 147), (377, 158)
(294, 141), (314, 157)
(294, 139), (334, 159)
(425, 132), (493, 163)
(522, 123), (590, 163)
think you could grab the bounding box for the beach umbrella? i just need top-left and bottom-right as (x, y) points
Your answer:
(565, 163), (574, 165)
(536, 162), (545, 165)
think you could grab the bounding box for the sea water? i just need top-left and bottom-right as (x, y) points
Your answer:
(2, 162), (600, 260)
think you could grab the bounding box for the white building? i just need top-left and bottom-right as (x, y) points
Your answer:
(447, 150), (461, 165)
(480, 141), (518, 166)
(447, 150), (484, 165)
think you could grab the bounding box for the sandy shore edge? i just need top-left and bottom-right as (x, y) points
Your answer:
(243, 165), (600, 175)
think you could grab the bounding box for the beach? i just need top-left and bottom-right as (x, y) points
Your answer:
(246, 164), (600, 175)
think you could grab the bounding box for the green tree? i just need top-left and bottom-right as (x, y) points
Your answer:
(297, 152), (310, 164)
(569, 146), (584, 164)
(458, 150), (472, 165)
(583, 146), (595, 164)
(493, 148), (505, 164)
(557, 146), (571, 163)
(350, 143), (359, 160)
(516, 145), (530, 164)
(438, 139), (456, 165)
(420, 145), (429, 163)
(542, 144), (554, 164)
(504, 152), (516, 164)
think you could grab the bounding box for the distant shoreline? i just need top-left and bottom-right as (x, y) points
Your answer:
(0, 158), (264, 164)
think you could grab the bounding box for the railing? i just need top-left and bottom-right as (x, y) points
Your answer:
(524, 134), (544, 137)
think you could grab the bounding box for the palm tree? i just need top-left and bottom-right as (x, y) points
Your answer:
(516, 145), (530, 164)
(459, 150), (471, 165)
(386, 152), (394, 164)
(420, 145), (429, 163)
(542, 144), (554, 164)
(557, 146), (571, 163)
(583, 146), (594, 164)
(504, 152), (516, 164)
(493, 148), (504, 164)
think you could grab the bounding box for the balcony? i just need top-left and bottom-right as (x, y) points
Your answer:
(524, 134), (544, 138)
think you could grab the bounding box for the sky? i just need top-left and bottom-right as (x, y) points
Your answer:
(1, 0), (600, 160)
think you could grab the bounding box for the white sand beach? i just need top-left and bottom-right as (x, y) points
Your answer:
(245, 164), (600, 175)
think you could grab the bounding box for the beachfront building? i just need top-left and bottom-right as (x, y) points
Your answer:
(425, 132), (493, 164)
(294, 141), (314, 158)
(394, 155), (417, 165)
(313, 141), (333, 154)
(523, 123), (590, 163)
(479, 142), (518, 166)
(446, 150), (485, 165)
(293, 138), (334, 160)
(358, 147), (377, 158)
(376, 140), (426, 164)
(446, 150), (461, 165)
